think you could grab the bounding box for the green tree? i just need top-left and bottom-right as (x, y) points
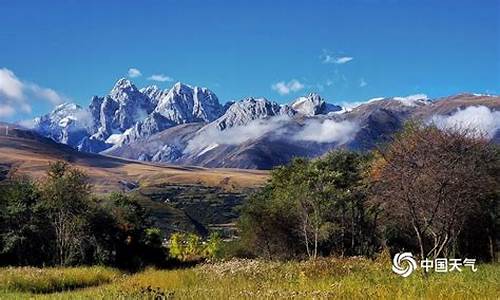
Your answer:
(240, 150), (377, 259)
(0, 175), (52, 265)
(103, 192), (158, 269)
(168, 232), (185, 260)
(203, 232), (222, 259)
(41, 161), (92, 266)
(168, 232), (220, 261)
(144, 227), (163, 248)
(239, 185), (302, 259)
(0, 162), (169, 269)
(186, 233), (202, 258)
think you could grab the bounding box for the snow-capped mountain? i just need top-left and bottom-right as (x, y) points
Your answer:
(32, 79), (225, 152)
(210, 97), (293, 131)
(29, 78), (500, 170)
(155, 82), (222, 124)
(139, 85), (164, 106)
(33, 103), (93, 147)
(104, 93), (499, 169)
(123, 82), (223, 144)
(291, 93), (342, 116)
(88, 79), (155, 142)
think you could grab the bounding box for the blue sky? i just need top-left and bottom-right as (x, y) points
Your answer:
(0, 0), (498, 121)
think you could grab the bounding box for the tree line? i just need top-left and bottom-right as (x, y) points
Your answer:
(0, 161), (165, 270)
(238, 123), (499, 261)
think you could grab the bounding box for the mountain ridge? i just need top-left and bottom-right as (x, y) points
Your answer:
(25, 79), (500, 169)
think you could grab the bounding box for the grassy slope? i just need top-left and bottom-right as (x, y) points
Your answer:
(0, 132), (268, 194)
(1, 259), (499, 299)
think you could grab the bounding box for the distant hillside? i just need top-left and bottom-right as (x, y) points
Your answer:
(0, 126), (268, 235)
(0, 126), (267, 191)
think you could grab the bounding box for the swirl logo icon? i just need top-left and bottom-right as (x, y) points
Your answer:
(392, 252), (417, 277)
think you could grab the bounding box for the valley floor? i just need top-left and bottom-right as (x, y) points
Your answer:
(1, 258), (499, 299)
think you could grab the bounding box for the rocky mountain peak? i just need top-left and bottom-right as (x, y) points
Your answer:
(172, 82), (193, 93)
(291, 93), (341, 116)
(210, 97), (287, 130)
(111, 78), (137, 95)
(53, 102), (82, 113)
(140, 85), (164, 105)
(154, 82), (222, 124)
(141, 85), (160, 94)
(32, 102), (92, 147)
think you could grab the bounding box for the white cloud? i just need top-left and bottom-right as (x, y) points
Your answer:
(271, 79), (305, 95)
(359, 78), (367, 87)
(0, 105), (15, 117)
(294, 119), (359, 144)
(430, 106), (500, 139)
(321, 50), (354, 64)
(367, 97), (385, 102)
(148, 74), (173, 82)
(17, 118), (36, 129)
(0, 68), (23, 100)
(0, 68), (67, 118)
(333, 56), (354, 64)
(127, 68), (142, 78)
(185, 115), (360, 155)
(72, 109), (94, 129)
(27, 84), (65, 105)
(185, 116), (290, 154)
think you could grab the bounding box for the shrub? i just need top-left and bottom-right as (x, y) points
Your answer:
(168, 232), (222, 261)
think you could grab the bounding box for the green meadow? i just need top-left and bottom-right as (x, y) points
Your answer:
(1, 258), (498, 299)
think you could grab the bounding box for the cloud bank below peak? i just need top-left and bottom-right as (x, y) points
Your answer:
(185, 116), (360, 155)
(293, 119), (359, 144)
(430, 106), (500, 139)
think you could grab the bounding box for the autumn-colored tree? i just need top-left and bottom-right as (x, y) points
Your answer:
(371, 123), (499, 259)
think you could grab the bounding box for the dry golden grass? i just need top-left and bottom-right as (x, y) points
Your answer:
(0, 266), (121, 294)
(1, 259), (498, 299)
(0, 135), (268, 193)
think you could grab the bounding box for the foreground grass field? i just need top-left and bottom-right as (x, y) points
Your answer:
(1, 258), (499, 299)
